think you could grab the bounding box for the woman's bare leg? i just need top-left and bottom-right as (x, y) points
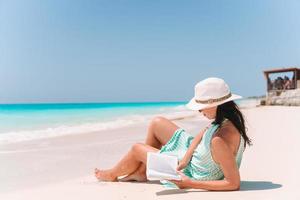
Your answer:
(119, 117), (180, 181)
(146, 116), (180, 146)
(95, 143), (159, 181)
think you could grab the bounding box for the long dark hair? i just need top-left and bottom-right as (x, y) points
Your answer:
(213, 101), (252, 147)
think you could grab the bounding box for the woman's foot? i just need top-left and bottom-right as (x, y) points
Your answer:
(94, 168), (118, 182)
(118, 170), (147, 182)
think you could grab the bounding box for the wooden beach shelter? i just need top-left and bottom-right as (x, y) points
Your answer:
(263, 67), (300, 91)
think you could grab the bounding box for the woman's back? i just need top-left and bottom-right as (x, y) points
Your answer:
(186, 119), (245, 181)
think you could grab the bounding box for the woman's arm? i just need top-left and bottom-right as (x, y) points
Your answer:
(189, 136), (240, 190)
(172, 130), (241, 191)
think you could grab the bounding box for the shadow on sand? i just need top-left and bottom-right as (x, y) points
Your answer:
(155, 180), (282, 196)
(239, 180), (282, 191)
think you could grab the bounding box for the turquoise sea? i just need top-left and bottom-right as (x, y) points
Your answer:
(0, 102), (189, 143)
(0, 99), (258, 144)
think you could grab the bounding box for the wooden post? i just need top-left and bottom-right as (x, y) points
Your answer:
(295, 69), (298, 89)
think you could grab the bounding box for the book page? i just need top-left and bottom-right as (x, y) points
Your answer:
(146, 152), (182, 181)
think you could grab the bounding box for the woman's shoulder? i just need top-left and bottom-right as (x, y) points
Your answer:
(212, 119), (241, 155)
(215, 119), (239, 138)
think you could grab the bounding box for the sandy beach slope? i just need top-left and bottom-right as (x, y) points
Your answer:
(0, 106), (299, 200)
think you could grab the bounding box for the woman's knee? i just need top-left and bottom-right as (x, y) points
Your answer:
(149, 116), (179, 145)
(131, 142), (142, 152)
(150, 116), (179, 134)
(150, 116), (169, 128)
(131, 143), (153, 163)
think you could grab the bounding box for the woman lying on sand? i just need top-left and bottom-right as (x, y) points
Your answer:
(95, 77), (252, 191)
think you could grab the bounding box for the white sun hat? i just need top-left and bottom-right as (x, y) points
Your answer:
(186, 77), (242, 111)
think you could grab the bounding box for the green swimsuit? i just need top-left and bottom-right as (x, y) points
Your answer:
(158, 119), (245, 188)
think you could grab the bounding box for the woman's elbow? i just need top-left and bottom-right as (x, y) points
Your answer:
(227, 181), (240, 191)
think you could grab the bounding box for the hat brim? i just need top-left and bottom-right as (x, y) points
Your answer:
(185, 94), (243, 111)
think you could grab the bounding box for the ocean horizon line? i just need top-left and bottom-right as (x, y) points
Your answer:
(0, 101), (188, 106)
(0, 95), (265, 105)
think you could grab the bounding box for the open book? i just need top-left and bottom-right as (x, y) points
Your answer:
(146, 152), (182, 181)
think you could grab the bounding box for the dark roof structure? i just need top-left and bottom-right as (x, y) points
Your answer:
(263, 67), (300, 91)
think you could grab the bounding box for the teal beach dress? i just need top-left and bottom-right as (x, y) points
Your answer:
(158, 119), (245, 188)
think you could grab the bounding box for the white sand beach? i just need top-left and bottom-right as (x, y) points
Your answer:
(0, 106), (300, 200)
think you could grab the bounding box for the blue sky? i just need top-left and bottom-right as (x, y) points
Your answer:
(0, 0), (299, 103)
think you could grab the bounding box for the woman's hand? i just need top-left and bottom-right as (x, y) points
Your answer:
(168, 171), (192, 189)
(177, 158), (189, 171)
